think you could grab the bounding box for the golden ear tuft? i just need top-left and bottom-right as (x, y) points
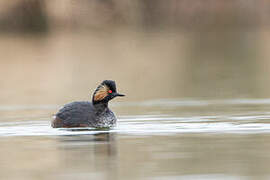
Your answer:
(94, 85), (109, 101)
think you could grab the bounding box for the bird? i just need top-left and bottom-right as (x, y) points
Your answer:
(51, 80), (125, 128)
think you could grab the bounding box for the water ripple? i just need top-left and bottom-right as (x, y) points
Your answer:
(1, 99), (270, 136)
(0, 114), (270, 137)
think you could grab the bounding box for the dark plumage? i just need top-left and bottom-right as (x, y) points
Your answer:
(51, 80), (125, 128)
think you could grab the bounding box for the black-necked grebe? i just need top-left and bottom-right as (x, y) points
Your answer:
(51, 80), (125, 128)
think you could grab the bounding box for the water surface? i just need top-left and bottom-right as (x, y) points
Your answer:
(0, 99), (270, 180)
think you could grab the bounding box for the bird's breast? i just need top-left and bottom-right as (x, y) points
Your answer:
(93, 110), (116, 128)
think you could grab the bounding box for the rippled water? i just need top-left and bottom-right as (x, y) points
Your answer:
(1, 99), (270, 136)
(1, 99), (270, 180)
(2, 113), (270, 137)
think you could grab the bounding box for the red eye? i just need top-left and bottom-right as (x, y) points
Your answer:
(108, 90), (112, 93)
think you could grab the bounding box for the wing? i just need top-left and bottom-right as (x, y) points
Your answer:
(56, 101), (94, 127)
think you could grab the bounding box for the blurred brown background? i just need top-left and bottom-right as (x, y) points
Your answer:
(0, 0), (270, 104)
(1, 2), (270, 180)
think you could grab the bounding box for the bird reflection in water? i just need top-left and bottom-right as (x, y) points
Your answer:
(55, 132), (118, 179)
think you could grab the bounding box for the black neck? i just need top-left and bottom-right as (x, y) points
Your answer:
(93, 101), (108, 110)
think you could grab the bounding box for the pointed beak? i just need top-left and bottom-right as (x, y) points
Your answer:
(115, 93), (125, 97)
